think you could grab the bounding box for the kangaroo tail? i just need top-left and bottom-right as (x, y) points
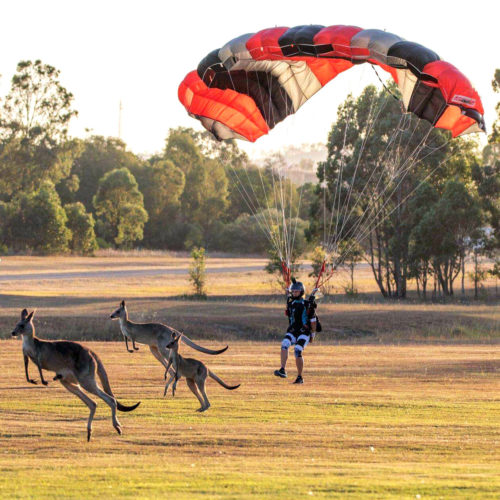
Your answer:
(181, 334), (228, 355)
(208, 370), (240, 390)
(116, 401), (141, 412)
(92, 351), (141, 412)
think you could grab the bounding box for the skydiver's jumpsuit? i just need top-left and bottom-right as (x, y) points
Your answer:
(281, 297), (310, 358)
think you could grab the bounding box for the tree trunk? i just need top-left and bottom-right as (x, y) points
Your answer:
(461, 251), (465, 296)
(474, 251), (479, 299)
(370, 227), (387, 297)
(422, 270), (427, 301)
(437, 267), (447, 296)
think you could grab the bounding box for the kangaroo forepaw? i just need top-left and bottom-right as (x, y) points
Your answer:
(127, 349), (134, 353)
(41, 380), (48, 386)
(87, 429), (92, 442)
(28, 379), (37, 385)
(114, 424), (122, 436)
(53, 374), (63, 381)
(134, 346), (139, 351)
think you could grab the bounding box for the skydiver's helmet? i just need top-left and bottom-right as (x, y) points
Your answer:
(289, 279), (305, 298)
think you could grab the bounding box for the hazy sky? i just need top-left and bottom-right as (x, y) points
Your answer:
(1, 0), (497, 159)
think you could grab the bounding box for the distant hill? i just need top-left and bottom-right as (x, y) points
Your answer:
(251, 143), (327, 185)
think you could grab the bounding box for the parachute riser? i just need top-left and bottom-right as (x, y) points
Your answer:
(280, 261), (291, 290)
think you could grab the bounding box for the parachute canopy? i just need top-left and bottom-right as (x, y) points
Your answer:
(179, 25), (485, 141)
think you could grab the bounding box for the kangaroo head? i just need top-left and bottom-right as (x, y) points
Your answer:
(166, 332), (183, 350)
(110, 300), (127, 320)
(12, 308), (35, 337)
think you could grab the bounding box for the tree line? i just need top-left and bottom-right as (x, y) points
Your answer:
(0, 60), (498, 298)
(0, 60), (311, 255)
(311, 79), (499, 299)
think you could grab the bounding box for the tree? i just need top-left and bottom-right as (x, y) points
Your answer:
(490, 69), (500, 144)
(0, 201), (10, 253)
(308, 245), (336, 295)
(315, 84), (481, 298)
(71, 136), (144, 212)
(163, 128), (229, 245)
(57, 174), (80, 205)
(4, 182), (71, 254)
(0, 60), (80, 196)
(189, 247), (207, 297)
(130, 159), (185, 248)
(215, 212), (273, 253)
(180, 128), (267, 222)
(489, 260), (500, 297)
(468, 232), (490, 299)
(93, 168), (148, 248)
(472, 159), (499, 252)
(263, 209), (309, 284)
(411, 180), (483, 296)
(64, 202), (97, 255)
(338, 239), (364, 295)
(407, 182), (440, 299)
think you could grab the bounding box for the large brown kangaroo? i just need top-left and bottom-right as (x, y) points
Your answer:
(11, 309), (140, 441)
(164, 332), (240, 412)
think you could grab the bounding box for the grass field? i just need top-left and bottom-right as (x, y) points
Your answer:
(0, 341), (498, 499)
(0, 254), (498, 498)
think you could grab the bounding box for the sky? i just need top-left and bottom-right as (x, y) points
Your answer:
(1, 0), (497, 160)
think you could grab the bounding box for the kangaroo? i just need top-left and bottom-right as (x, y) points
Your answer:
(110, 300), (228, 377)
(163, 332), (240, 412)
(11, 309), (140, 441)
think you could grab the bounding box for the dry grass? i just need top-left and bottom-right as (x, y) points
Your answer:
(0, 296), (498, 343)
(0, 341), (498, 498)
(0, 255), (498, 343)
(1, 254), (497, 297)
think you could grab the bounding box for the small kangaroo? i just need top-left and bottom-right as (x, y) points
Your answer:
(110, 300), (228, 377)
(11, 309), (140, 441)
(164, 332), (240, 412)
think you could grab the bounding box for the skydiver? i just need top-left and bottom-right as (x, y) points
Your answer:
(274, 279), (319, 384)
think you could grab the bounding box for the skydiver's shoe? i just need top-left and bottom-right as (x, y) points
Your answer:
(274, 367), (287, 378)
(293, 375), (304, 384)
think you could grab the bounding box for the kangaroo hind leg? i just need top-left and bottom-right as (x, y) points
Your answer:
(149, 345), (171, 379)
(60, 379), (97, 442)
(195, 377), (210, 412)
(79, 376), (122, 436)
(186, 378), (205, 412)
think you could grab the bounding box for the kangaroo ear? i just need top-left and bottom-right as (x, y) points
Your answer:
(121, 300), (126, 307)
(21, 309), (28, 320)
(176, 333), (183, 342)
(26, 310), (35, 321)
